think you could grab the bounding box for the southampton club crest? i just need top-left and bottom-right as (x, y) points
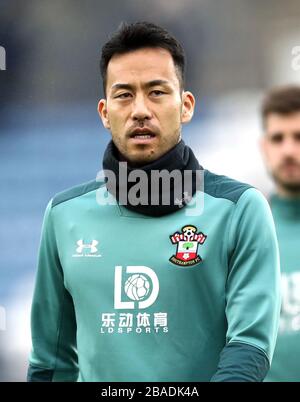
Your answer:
(169, 225), (207, 267)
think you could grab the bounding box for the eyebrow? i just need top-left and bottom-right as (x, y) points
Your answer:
(111, 80), (171, 91)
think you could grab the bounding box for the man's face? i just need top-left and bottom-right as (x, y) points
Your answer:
(261, 112), (300, 194)
(98, 47), (195, 165)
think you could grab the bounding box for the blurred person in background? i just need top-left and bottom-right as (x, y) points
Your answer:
(261, 85), (300, 382)
(27, 21), (280, 382)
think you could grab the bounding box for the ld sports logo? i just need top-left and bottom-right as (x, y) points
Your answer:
(114, 266), (159, 309)
(169, 225), (207, 266)
(100, 266), (168, 335)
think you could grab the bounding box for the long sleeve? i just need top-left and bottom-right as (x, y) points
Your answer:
(212, 188), (281, 382)
(27, 200), (79, 382)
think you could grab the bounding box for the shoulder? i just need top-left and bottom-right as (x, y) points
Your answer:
(51, 179), (105, 209)
(204, 169), (253, 204)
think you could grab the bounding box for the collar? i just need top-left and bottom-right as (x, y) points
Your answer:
(102, 140), (203, 217)
(270, 193), (300, 220)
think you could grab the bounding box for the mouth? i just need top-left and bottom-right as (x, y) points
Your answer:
(278, 164), (300, 179)
(281, 163), (300, 171)
(129, 128), (157, 142)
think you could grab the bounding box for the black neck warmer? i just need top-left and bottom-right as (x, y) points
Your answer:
(102, 140), (203, 217)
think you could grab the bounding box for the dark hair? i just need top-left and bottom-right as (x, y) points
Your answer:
(261, 85), (300, 126)
(100, 21), (185, 96)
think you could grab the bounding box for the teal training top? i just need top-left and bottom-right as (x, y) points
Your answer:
(265, 194), (300, 382)
(27, 169), (281, 382)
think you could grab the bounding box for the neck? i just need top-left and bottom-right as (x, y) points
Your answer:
(270, 192), (300, 221)
(102, 139), (202, 216)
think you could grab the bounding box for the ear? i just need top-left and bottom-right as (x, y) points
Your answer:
(260, 119), (275, 173)
(181, 91), (195, 124)
(259, 135), (269, 164)
(97, 99), (111, 130)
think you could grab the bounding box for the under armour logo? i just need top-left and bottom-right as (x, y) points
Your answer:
(76, 240), (98, 254)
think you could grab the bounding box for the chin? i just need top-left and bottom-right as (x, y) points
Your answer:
(275, 176), (300, 192)
(128, 152), (158, 166)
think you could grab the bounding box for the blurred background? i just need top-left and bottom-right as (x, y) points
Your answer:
(1, 0), (300, 381)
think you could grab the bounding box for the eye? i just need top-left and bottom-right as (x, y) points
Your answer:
(115, 92), (132, 99)
(270, 133), (283, 144)
(294, 132), (300, 142)
(150, 90), (165, 96)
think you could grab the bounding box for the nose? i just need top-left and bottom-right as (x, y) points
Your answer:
(281, 138), (297, 156)
(131, 94), (152, 122)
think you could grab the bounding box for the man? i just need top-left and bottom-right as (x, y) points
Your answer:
(261, 85), (300, 382)
(27, 21), (280, 382)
